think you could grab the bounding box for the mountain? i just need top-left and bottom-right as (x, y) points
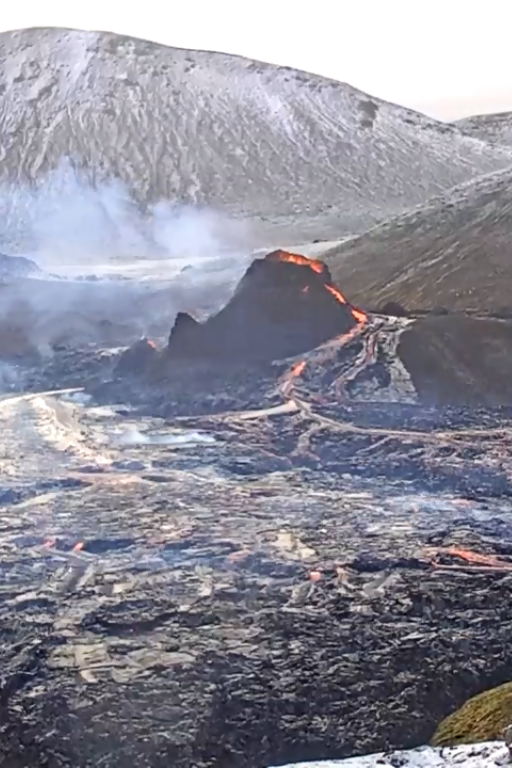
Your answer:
(456, 111), (512, 148)
(323, 167), (512, 312)
(1, 28), (512, 248)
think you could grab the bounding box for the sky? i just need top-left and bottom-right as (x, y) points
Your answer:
(2, 0), (512, 120)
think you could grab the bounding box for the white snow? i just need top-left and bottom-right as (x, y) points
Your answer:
(271, 742), (510, 767)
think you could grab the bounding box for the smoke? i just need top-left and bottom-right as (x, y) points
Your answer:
(0, 160), (256, 354)
(0, 158), (254, 271)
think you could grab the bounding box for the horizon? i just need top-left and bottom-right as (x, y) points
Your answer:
(1, 0), (512, 121)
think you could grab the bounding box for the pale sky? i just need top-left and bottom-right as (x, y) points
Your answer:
(2, 0), (512, 120)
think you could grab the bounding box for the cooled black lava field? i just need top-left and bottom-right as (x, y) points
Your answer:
(1, 252), (512, 767)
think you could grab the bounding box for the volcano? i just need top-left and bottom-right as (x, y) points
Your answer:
(163, 250), (366, 365)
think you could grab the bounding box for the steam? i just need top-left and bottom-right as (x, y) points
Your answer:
(0, 158), (254, 271)
(0, 159), (256, 355)
(113, 427), (216, 447)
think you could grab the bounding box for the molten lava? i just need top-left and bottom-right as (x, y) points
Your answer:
(292, 361), (306, 376)
(267, 249), (325, 274)
(325, 284), (348, 305)
(324, 283), (367, 324)
(351, 307), (367, 324)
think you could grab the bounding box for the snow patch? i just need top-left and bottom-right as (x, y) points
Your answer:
(271, 741), (510, 767)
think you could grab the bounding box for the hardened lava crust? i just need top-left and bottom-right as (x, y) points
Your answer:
(1, 252), (512, 767)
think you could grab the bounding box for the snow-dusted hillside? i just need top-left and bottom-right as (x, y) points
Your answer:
(272, 741), (509, 767)
(324, 165), (512, 311)
(456, 112), (512, 148)
(1, 28), (512, 246)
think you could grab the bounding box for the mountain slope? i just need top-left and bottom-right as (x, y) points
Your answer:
(456, 111), (512, 148)
(323, 167), (512, 311)
(1, 27), (512, 246)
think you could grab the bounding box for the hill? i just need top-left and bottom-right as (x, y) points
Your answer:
(456, 111), (512, 148)
(1, 27), (512, 250)
(323, 167), (512, 312)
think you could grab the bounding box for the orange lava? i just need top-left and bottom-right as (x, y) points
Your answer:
(267, 249), (367, 324)
(444, 547), (510, 568)
(324, 284), (367, 324)
(72, 542), (84, 552)
(324, 283), (347, 304)
(351, 307), (367, 324)
(147, 340), (157, 349)
(268, 249), (325, 274)
(291, 361), (306, 377)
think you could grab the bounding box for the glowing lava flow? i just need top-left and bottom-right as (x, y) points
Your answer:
(351, 307), (367, 324)
(267, 249), (325, 274)
(324, 283), (348, 304)
(324, 284), (367, 325)
(279, 278), (368, 398)
(267, 249), (368, 325)
(279, 360), (307, 398)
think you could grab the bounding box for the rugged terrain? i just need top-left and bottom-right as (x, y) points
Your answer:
(323, 166), (512, 312)
(1, 28), (512, 251)
(2, 253), (512, 766)
(457, 111), (512, 148)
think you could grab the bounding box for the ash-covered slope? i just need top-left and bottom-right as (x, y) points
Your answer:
(456, 111), (512, 148)
(1, 28), (512, 240)
(323, 167), (512, 312)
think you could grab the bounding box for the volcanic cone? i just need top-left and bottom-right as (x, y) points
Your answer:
(165, 250), (366, 364)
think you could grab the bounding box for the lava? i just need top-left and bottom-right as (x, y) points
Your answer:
(324, 283), (348, 305)
(351, 307), (367, 324)
(324, 283), (367, 324)
(267, 249), (325, 274)
(291, 361), (306, 377)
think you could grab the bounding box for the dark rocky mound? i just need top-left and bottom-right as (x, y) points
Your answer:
(0, 253), (41, 279)
(164, 250), (361, 363)
(115, 250), (363, 379)
(398, 315), (512, 406)
(377, 300), (409, 317)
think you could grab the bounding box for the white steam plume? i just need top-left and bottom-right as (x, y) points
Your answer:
(0, 159), (256, 355)
(0, 158), (254, 272)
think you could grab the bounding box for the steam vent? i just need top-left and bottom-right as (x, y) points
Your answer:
(165, 250), (365, 364)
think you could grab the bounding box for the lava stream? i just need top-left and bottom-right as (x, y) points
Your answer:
(268, 249), (325, 274)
